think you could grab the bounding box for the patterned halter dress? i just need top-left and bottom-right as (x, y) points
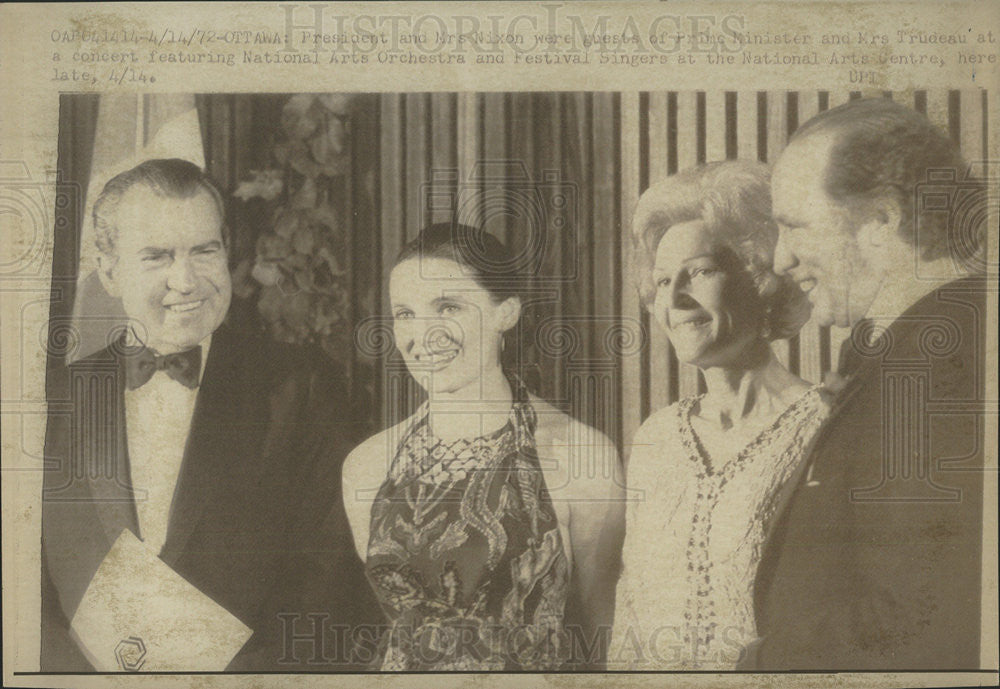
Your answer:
(364, 384), (569, 670)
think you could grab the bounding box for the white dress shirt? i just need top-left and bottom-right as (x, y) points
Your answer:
(71, 334), (253, 671)
(124, 336), (210, 554)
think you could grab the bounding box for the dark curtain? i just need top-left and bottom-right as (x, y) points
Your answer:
(46, 94), (98, 398)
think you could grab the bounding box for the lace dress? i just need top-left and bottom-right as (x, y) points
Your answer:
(365, 388), (569, 671)
(611, 386), (829, 669)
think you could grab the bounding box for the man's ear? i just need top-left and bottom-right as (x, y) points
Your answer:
(96, 253), (121, 298)
(497, 296), (522, 332)
(858, 194), (903, 250)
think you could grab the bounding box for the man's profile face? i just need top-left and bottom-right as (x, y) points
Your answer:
(100, 185), (231, 353)
(771, 133), (882, 328)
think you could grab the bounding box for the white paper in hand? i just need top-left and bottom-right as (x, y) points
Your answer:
(70, 529), (253, 671)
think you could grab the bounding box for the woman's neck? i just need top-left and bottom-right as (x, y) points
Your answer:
(698, 347), (809, 431)
(426, 365), (514, 442)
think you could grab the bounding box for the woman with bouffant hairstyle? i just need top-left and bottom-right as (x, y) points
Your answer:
(610, 161), (830, 669)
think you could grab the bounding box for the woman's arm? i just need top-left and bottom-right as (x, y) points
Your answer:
(341, 440), (379, 561)
(342, 414), (423, 560)
(607, 414), (669, 669)
(547, 419), (626, 669)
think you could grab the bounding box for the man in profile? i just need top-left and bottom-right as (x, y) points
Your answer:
(41, 158), (378, 671)
(752, 97), (987, 669)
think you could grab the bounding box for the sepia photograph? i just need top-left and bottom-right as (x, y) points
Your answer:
(1, 3), (997, 688)
(37, 86), (993, 673)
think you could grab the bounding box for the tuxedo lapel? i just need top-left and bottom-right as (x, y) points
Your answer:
(43, 346), (142, 619)
(85, 360), (142, 547)
(159, 328), (247, 566)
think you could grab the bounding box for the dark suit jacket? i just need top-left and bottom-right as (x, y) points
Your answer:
(41, 323), (381, 671)
(746, 278), (986, 670)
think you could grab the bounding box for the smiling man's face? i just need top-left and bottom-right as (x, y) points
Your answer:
(99, 184), (231, 353)
(771, 133), (882, 328)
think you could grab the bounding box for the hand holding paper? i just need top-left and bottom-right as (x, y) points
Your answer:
(70, 529), (253, 671)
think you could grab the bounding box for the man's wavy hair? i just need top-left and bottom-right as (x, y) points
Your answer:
(93, 158), (228, 259)
(630, 160), (811, 341)
(791, 97), (977, 262)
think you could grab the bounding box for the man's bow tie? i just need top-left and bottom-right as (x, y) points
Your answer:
(124, 346), (202, 390)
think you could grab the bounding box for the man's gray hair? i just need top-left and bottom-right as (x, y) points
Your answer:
(791, 97), (976, 262)
(92, 158), (227, 258)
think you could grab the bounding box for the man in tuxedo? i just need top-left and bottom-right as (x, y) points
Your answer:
(748, 98), (987, 669)
(41, 158), (379, 671)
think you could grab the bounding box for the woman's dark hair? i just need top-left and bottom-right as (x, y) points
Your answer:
(393, 222), (528, 378)
(394, 222), (522, 303)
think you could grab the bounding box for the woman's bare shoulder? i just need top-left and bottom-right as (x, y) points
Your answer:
(624, 400), (686, 472)
(527, 394), (623, 504)
(529, 394), (617, 455)
(343, 413), (419, 483)
(633, 400), (684, 443)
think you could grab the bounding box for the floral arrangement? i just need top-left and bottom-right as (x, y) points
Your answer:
(231, 94), (353, 361)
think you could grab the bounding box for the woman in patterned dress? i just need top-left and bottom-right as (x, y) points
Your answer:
(343, 223), (625, 671)
(610, 161), (831, 669)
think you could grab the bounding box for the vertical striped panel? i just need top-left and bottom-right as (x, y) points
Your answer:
(508, 93), (536, 247)
(207, 97), (233, 189)
(429, 93), (457, 225)
(230, 98), (254, 188)
(379, 95), (405, 309)
(972, 90), (997, 672)
(960, 90), (985, 162)
(404, 93), (429, 239)
(675, 91), (702, 398)
(571, 93), (595, 356)
(557, 90), (593, 416)
(648, 93), (671, 183)
(620, 92), (643, 449)
(925, 89), (951, 135)
(959, 90), (986, 300)
(676, 91), (699, 169)
(456, 93), (480, 227)
(536, 92), (565, 403)
(506, 93), (540, 391)
(348, 95), (379, 402)
(736, 91), (759, 161)
(989, 89), (1000, 279)
(765, 91), (792, 370)
(592, 93), (621, 442)
(481, 93), (507, 244)
(794, 91), (826, 385)
(765, 91), (789, 160)
(647, 93), (672, 413)
(378, 95), (408, 427)
(705, 91), (727, 163)
(990, 89), (999, 162)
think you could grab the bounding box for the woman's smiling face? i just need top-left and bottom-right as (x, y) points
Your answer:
(389, 257), (517, 397)
(651, 220), (765, 369)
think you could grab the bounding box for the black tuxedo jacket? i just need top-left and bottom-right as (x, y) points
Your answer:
(41, 323), (381, 671)
(747, 278), (986, 670)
